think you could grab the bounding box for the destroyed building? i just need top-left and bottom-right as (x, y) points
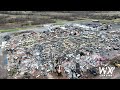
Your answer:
(1, 22), (120, 79)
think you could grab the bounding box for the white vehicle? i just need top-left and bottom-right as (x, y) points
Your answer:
(92, 20), (99, 22)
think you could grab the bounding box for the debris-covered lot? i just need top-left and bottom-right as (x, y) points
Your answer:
(0, 11), (120, 79)
(0, 19), (120, 79)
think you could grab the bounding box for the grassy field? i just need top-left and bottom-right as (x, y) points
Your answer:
(0, 27), (30, 33)
(0, 11), (120, 33)
(0, 18), (117, 33)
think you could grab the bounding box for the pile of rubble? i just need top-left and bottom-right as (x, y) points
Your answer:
(2, 22), (120, 79)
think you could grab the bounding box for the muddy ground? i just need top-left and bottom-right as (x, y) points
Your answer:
(0, 51), (7, 79)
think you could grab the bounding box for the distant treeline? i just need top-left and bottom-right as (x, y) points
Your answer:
(88, 14), (120, 20)
(0, 11), (34, 15)
(0, 15), (55, 26)
(50, 15), (77, 21)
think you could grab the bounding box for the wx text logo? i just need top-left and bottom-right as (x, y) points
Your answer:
(99, 66), (115, 77)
